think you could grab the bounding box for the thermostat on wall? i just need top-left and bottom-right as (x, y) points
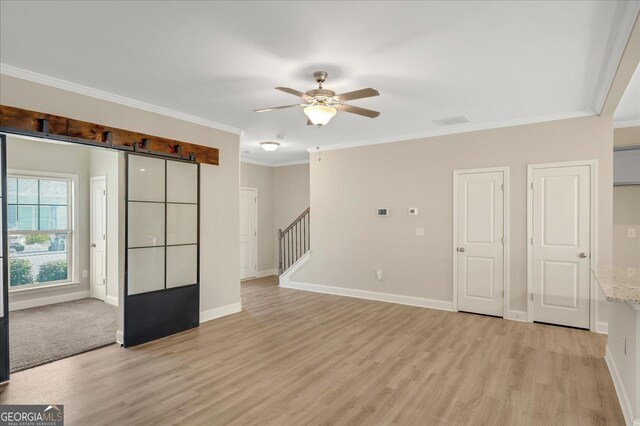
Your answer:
(408, 208), (418, 216)
(377, 208), (389, 217)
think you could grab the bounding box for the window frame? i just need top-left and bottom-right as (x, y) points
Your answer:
(7, 169), (77, 291)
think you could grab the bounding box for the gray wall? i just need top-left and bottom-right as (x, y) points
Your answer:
(240, 162), (275, 273)
(294, 115), (613, 322)
(613, 186), (640, 268)
(613, 126), (640, 268)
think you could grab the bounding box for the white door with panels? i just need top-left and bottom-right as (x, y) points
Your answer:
(455, 169), (506, 317)
(240, 188), (257, 280)
(90, 177), (107, 301)
(530, 164), (591, 329)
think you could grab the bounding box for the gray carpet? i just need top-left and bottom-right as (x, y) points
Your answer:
(9, 298), (117, 373)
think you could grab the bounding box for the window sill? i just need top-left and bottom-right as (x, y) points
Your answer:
(8, 281), (80, 294)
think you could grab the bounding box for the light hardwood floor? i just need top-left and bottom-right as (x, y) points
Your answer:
(0, 276), (625, 425)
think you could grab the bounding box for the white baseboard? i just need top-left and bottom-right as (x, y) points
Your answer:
(279, 251), (311, 287)
(283, 280), (454, 312)
(597, 321), (609, 334)
(506, 310), (528, 322)
(116, 330), (123, 345)
(605, 346), (635, 426)
(257, 269), (278, 278)
(200, 302), (242, 324)
(9, 290), (90, 311)
(105, 295), (119, 307)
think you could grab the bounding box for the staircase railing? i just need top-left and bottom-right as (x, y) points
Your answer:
(278, 208), (310, 274)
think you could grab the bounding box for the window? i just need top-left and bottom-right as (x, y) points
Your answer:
(7, 175), (73, 288)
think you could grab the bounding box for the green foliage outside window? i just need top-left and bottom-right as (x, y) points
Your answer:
(37, 260), (68, 283)
(10, 259), (34, 286)
(26, 234), (49, 245)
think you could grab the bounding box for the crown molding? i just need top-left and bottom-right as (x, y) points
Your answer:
(307, 110), (597, 153)
(592, 2), (640, 113)
(241, 158), (309, 167)
(0, 63), (243, 135)
(241, 158), (272, 167)
(614, 119), (640, 129)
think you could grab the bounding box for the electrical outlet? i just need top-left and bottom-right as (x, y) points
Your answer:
(629, 228), (636, 238)
(376, 269), (383, 281)
(82, 270), (88, 278)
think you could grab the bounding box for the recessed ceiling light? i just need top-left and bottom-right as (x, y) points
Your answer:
(260, 141), (280, 152)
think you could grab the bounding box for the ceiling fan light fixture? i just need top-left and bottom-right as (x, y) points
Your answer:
(304, 104), (337, 126)
(260, 141), (280, 152)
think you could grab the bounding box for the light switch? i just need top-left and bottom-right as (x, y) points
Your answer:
(416, 227), (425, 236)
(628, 228), (636, 238)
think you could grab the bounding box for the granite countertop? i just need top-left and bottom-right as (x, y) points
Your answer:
(593, 266), (640, 304)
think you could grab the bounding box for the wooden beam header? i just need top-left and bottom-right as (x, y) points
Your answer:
(0, 105), (219, 165)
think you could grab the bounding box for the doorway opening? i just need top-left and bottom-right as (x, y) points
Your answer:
(240, 187), (258, 280)
(5, 135), (122, 372)
(527, 160), (597, 330)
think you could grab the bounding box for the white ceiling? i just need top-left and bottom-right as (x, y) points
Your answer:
(0, 1), (637, 165)
(614, 64), (640, 124)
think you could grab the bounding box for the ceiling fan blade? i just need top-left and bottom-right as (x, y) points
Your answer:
(276, 87), (313, 100)
(333, 88), (379, 102)
(253, 104), (306, 113)
(335, 104), (380, 118)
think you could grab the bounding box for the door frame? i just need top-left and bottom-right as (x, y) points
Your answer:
(526, 160), (598, 331)
(452, 166), (510, 316)
(90, 175), (107, 300)
(0, 134), (9, 383)
(240, 187), (258, 280)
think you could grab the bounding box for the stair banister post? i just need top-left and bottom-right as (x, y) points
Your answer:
(278, 229), (283, 275)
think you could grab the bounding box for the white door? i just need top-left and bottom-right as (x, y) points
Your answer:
(240, 188), (257, 280)
(531, 164), (591, 328)
(456, 170), (505, 317)
(90, 177), (107, 301)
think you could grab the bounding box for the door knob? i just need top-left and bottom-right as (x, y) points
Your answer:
(579, 252), (587, 258)
(458, 247), (465, 253)
(91, 243), (97, 248)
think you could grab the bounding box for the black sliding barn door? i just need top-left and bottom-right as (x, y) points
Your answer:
(0, 135), (9, 382)
(124, 153), (200, 347)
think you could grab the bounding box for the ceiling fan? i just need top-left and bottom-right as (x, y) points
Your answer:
(254, 71), (380, 126)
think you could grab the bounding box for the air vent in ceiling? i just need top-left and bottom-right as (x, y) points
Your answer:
(433, 115), (470, 126)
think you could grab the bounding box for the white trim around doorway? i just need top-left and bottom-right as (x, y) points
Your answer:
(240, 187), (258, 280)
(526, 160), (598, 331)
